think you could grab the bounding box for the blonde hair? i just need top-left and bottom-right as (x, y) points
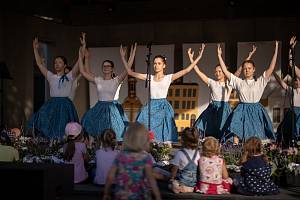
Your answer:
(239, 136), (268, 164)
(202, 136), (220, 157)
(123, 122), (150, 152)
(182, 127), (199, 149)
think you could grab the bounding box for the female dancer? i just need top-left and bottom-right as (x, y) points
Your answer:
(121, 45), (204, 142)
(79, 34), (135, 140)
(218, 42), (278, 142)
(28, 35), (82, 139)
(188, 44), (256, 139)
(276, 36), (300, 146)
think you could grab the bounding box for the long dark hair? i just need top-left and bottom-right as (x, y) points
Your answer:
(64, 134), (83, 162)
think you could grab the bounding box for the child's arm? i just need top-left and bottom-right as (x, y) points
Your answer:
(170, 165), (178, 181)
(145, 165), (161, 200)
(103, 166), (117, 200)
(222, 161), (229, 179)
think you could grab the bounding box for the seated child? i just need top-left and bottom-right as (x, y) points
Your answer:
(195, 136), (232, 194)
(169, 127), (200, 193)
(235, 136), (279, 196)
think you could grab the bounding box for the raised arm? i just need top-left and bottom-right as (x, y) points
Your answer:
(118, 43), (137, 82)
(217, 44), (231, 80)
(289, 36), (300, 79)
(265, 41), (279, 79)
(234, 45), (257, 77)
(33, 37), (48, 77)
(79, 45), (95, 82)
(187, 45), (209, 85)
(273, 71), (288, 90)
(70, 33), (86, 78)
(120, 44), (147, 80)
(172, 44), (205, 81)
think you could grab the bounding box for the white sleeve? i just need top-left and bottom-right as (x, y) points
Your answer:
(66, 72), (74, 81)
(167, 74), (173, 85)
(94, 76), (101, 85)
(46, 70), (54, 82)
(229, 73), (242, 90)
(207, 78), (214, 87)
(258, 71), (271, 89)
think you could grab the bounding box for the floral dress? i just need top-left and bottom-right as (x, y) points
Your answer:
(113, 150), (153, 200)
(195, 155), (232, 194)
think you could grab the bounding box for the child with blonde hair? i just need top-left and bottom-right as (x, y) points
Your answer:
(195, 136), (232, 194)
(169, 127), (200, 193)
(235, 137), (279, 195)
(103, 122), (161, 200)
(94, 129), (119, 185)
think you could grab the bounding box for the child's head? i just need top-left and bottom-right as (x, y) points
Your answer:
(65, 122), (83, 141)
(239, 136), (263, 164)
(202, 136), (220, 157)
(101, 129), (117, 150)
(123, 122), (150, 152)
(181, 127), (199, 149)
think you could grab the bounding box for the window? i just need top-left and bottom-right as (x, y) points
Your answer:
(187, 101), (191, 109)
(192, 89), (196, 97)
(188, 89), (192, 97)
(174, 101), (179, 109)
(175, 89), (180, 97)
(168, 89), (173, 96)
(183, 89), (187, 97)
(181, 114), (185, 120)
(182, 101), (186, 109)
(273, 107), (280, 123)
(186, 114), (189, 120)
(191, 101), (195, 109)
(174, 113), (179, 120)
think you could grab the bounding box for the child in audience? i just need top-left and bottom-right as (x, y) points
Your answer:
(103, 122), (161, 200)
(169, 127), (200, 193)
(195, 136), (232, 194)
(235, 137), (279, 195)
(94, 129), (119, 185)
(0, 131), (19, 162)
(63, 122), (89, 184)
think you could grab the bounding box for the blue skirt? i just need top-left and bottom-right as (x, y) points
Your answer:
(222, 102), (275, 141)
(136, 98), (178, 142)
(277, 106), (300, 143)
(81, 101), (127, 141)
(112, 100), (129, 123)
(193, 101), (231, 139)
(27, 97), (79, 139)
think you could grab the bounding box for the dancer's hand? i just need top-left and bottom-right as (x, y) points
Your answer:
(120, 44), (127, 58)
(249, 45), (257, 57)
(33, 37), (39, 49)
(217, 44), (222, 56)
(199, 43), (205, 58)
(290, 36), (297, 49)
(80, 32), (86, 47)
(187, 48), (194, 61)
